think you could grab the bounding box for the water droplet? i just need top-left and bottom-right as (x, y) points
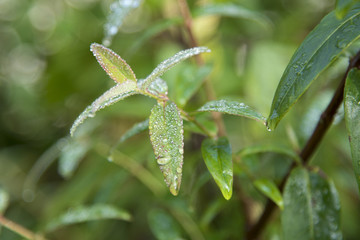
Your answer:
(107, 156), (113, 162)
(157, 156), (171, 165)
(176, 167), (182, 174)
(178, 148), (184, 154)
(336, 40), (347, 49)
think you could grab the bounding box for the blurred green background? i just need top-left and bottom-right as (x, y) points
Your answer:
(1, 0), (359, 239)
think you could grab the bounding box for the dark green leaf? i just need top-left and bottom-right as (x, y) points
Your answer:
(254, 178), (283, 210)
(149, 101), (184, 196)
(117, 119), (149, 144)
(70, 81), (137, 136)
(197, 99), (265, 123)
(201, 137), (233, 200)
(282, 167), (342, 240)
(45, 204), (132, 232)
(336, 0), (360, 19)
(344, 68), (360, 192)
(91, 43), (137, 83)
(148, 209), (183, 240)
(267, 4), (360, 130)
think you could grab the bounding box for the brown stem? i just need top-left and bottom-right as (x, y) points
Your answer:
(176, 0), (227, 137)
(0, 215), (47, 240)
(246, 51), (360, 240)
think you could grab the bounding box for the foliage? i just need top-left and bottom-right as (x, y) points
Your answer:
(1, 0), (360, 240)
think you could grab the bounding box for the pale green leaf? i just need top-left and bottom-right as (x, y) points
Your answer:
(282, 168), (342, 240)
(0, 187), (9, 214)
(70, 80), (137, 136)
(267, 4), (360, 130)
(141, 47), (211, 90)
(45, 204), (132, 233)
(254, 178), (284, 210)
(90, 43), (137, 83)
(197, 99), (265, 123)
(344, 68), (360, 192)
(201, 137), (233, 200)
(194, 3), (271, 28)
(149, 101), (184, 196)
(148, 209), (183, 240)
(138, 78), (168, 99)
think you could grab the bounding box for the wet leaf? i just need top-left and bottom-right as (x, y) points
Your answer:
(267, 4), (360, 130)
(148, 209), (183, 240)
(194, 3), (271, 28)
(197, 99), (265, 123)
(138, 78), (168, 99)
(149, 101), (184, 196)
(282, 167), (342, 240)
(45, 204), (132, 233)
(140, 47), (211, 90)
(70, 80), (137, 136)
(254, 178), (284, 210)
(201, 137), (233, 200)
(58, 140), (90, 179)
(90, 43), (137, 83)
(336, 0), (360, 18)
(344, 68), (360, 192)
(0, 187), (9, 214)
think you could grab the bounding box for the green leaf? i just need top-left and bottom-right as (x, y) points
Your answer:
(174, 64), (213, 107)
(58, 140), (90, 179)
(336, 0), (360, 19)
(148, 209), (183, 240)
(138, 77), (168, 99)
(0, 187), (9, 214)
(140, 47), (211, 90)
(197, 99), (266, 123)
(70, 80), (137, 136)
(149, 101), (184, 196)
(45, 204), (132, 233)
(117, 119), (149, 144)
(282, 167), (342, 240)
(254, 178), (284, 210)
(267, 4), (360, 130)
(194, 3), (271, 28)
(90, 43), (137, 83)
(344, 68), (360, 192)
(201, 137), (233, 200)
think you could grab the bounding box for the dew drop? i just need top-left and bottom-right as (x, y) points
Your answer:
(107, 156), (114, 162)
(178, 148), (184, 155)
(157, 156), (171, 165)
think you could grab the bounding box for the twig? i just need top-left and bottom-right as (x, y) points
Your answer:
(0, 215), (47, 240)
(176, 0), (227, 137)
(246, 51), (360, 240)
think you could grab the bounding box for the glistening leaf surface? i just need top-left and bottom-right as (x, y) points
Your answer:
(282, 168), (342, 240)
(70, 80), (137, 136)
(201, 137), (233, 200)
(267, 4), (360, 130)
(344, 68), (360, 192)
(149, 101), (184, 196)
(254, 178), (284, 210)
(198, 99), (265, 123)
(91, 43), (137, 83)
(141, 47), (210, 90)
(45, 204), (132, 233)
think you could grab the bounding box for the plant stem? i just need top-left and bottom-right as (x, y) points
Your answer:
(176, 0), (227, 137)
(0, 215), (47, 240)
(246, 51), (360, 240)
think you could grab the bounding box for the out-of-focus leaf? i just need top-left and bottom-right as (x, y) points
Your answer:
(184, 115), (217, 136)
(0, 188), (9, 214)
(267, 4), (360, 130)
(90, 43), (137, 83)
(238, 145), (301, 164)
(194, 3), (271, 28)
(138, 78), (168, 99)
(344, 68), (360, 192)
(174, 64), (212, 107)
(201, 137), (233, 200)
(45, 204), (132, 233)
(148, 209), (183, 240)
(336, 0), (360, 19)
(197, 99), (265, 123)
(70, 81), (137, 136)
(282, 167), (342, 240)
(254, 178), (283, 210)
(140, 47), (211, 90)
(58, 140), (90, 179)
(115, 119), (149, 145)
(149, 101), (184, 196)
(127, 18), (183, 56)
(103, 0), (143, 46)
